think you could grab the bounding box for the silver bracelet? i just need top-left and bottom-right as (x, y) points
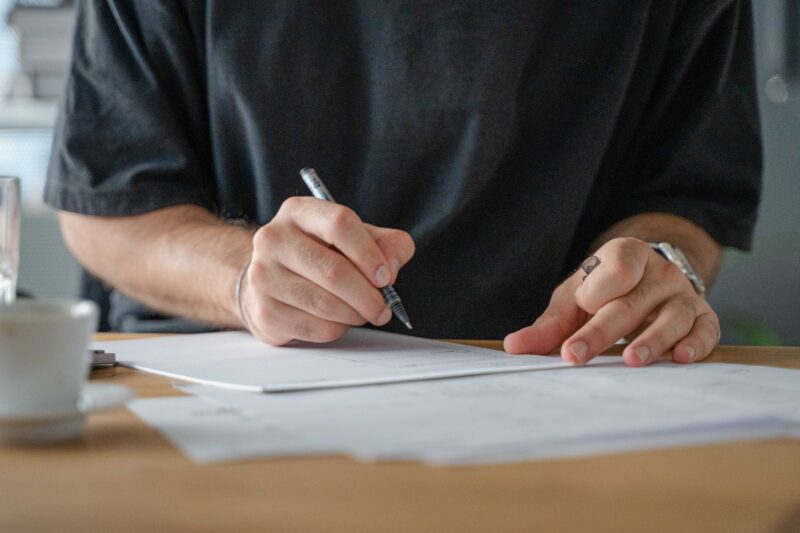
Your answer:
(234, 258), (252, 331)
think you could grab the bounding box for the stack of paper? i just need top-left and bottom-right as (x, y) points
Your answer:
(105, 330), (800, 465)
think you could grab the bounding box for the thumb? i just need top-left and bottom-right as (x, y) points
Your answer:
(503, 276), (587, 355)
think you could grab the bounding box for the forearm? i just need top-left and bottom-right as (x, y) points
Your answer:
(590, 212), (723, 289)
(58, 205), (254, 328)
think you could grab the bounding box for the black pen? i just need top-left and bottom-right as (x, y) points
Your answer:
(299, 168), (412, 330)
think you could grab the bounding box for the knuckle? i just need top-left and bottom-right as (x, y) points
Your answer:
(613, 295), (639, 317)
(254, 224), (280, 247)
(329, 206), (358, 233)
(606, 238), (647, 279)
(622, 236), (646, 251)
(322, 256), (348, 284)
(612, 237), (644, 261)
(609, 259), (637, 290)
(280, 196), (304, 213)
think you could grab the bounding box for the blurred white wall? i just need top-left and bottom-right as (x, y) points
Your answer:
(1, 0), (79, 299)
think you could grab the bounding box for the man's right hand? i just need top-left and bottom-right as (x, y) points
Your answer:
(239, 197), (415, 345)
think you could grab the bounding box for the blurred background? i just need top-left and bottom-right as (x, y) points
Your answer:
(0, 0), (797, 343)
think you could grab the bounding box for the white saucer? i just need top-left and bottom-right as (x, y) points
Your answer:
(0, 383), (134, 444)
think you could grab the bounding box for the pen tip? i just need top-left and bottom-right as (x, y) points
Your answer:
(404, 321), (413, 330)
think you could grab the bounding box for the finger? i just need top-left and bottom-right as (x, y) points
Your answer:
(364, 224), (415, 280)
(504, 276), (587, 355)
(574, 238), (650, 314)
(622, 295), (701, 366)
(562, 272), (679, 364)
(252, 227), (390, 326)
(247, 296), (350, 346)
(672, 311), (720, 364)
(281, 197), (393, 288)
(623, 310), (659, 343)
(261, 265), (366, 326)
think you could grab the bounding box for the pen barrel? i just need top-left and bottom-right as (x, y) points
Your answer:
(300, 168), (335, 202)
(381, 286), (401, 307)
(381, 285), (411, 328)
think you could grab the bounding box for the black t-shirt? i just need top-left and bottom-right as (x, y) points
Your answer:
(46, 1), (762, 339)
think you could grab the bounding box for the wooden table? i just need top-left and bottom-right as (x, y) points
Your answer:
(1, 338), (799, 533)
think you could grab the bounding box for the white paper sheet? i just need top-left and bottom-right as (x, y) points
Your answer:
(97, 329), (594, 392)
(128, 360), (800, 465)
(128, 396), (340, 463)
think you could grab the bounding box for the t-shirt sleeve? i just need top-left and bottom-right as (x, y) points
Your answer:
(599, 0), (762, 250)
(45, 0), (214, 216)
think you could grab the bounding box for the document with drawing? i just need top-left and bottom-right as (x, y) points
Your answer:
(128, 359), (800, 465)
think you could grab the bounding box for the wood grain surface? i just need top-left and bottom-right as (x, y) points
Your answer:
(0, 336), (798, 533)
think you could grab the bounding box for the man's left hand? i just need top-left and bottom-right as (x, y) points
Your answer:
(503, 237), (720, 366)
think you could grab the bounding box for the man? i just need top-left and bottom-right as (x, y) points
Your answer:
(46, 1), (761, 367)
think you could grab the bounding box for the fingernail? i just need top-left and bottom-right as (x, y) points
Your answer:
(377, 306), (392, 325)
(569, 341), (588, 363)
(375, 265), (390, 286)
(685, 345), (696, 362)
(391, 257), (400, 275)
(634, 346), (651, 363)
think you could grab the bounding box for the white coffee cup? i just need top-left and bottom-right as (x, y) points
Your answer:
(0, 299), (102, 443)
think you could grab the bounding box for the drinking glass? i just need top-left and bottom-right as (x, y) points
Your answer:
(0, 177), (20, 304)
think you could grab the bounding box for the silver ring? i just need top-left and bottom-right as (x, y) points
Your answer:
(580, 255), (601, 281)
